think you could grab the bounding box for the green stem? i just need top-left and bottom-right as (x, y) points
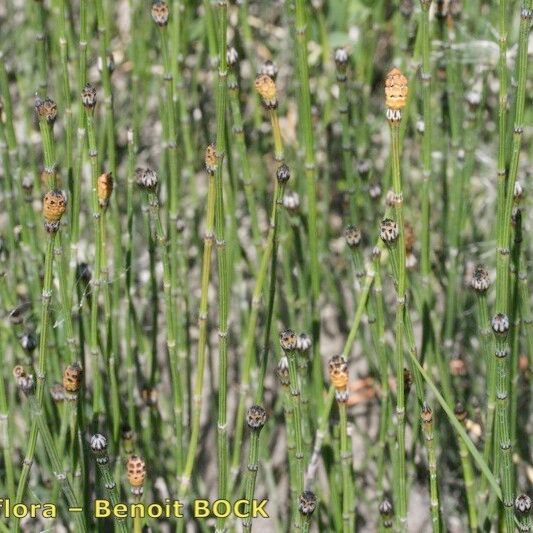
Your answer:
(179, 160), (216, 499)
(293, 0), (321, 401)
(85, 107), (104, 420)
(494, 327), (515, 530)
(421, 406), (441, 532)
(389, 117), (407, 530)
(286, 345), (305, 529)
(13, 224), (56, 533)
(212, 3), (229, 531)
(242, 428), (262, 532)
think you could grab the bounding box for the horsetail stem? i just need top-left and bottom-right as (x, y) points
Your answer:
(211, 4), (231, 529)
(152, 2), (187, 427)
(292, 0), (321, 398)
(280, 329), (305, 528)
(384, 64), (409, 530)
(179, 146), (217, 498)
(138, 168), (184, 480)
(453, 402), (478, 529)
(491, 313), (515, 529)
(90, 434), (128, 533)
(82, 84), (105, 421)
(329, 355), (354, 531)
(334, 48), (358, 223)
(242, 405), (267, 532)
(226, 47), (261, 253)
(421, 404), (441, 531)
(231, 74), (288, 486)
(471, 265), (498, 505)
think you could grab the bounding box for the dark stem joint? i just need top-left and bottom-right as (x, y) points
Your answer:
(495, 348), (509, 358)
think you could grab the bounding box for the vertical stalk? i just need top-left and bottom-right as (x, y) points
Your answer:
(0, 328), (15, 502)
(292, 0), (321, 397)
(418, 0), (433, 367)
(83, 86), (105, 420)
(153, 3), (187, 462)
(226, 52), (261, 253)
(491, 315), (515, 530)
(421, 404), (441, 532)
(242, 406), (266, 533)
(211, 3), (230, 530)
(339, 402), (354, 532)
(384, 66), (408, 527)
(281, 331), (305, 529)
(34, 0), (48, 96)
(13, 234), (55, 532)
(58, 0), (73, 190)
(90, 434), (128, 533)
(334, 48), (358, 223)
(230, 76), (286, 485)
(179, 147), (216, 499)
(69, 0), (88, 279)
(146, 182), (184, 487)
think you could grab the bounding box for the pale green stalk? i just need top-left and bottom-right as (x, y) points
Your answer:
(212, 3), (230, 530)
(493, 322), (515, 530)
(84, 101), (105, 419)
(475, 285), (496, 504)
(34, 0), (47, 96)
(94, 0), (123, 435)
(342, 266), (374, 359)
(0, 328), (15, 502)
(99, 209), (121, 445)
(230, 101), (286, 487)
(91, 436), (128, 533)
(388, 114), (407, 530)
(292, 0), (321, 397)
(371, 251), (391, 502)
(179, 161), (216, 500)
(421, 405), (441, 532)
(146, 189), (184, 489)
(279, 369), (298, 521)
(13, 233), (53, 531)
(242, 421), (265, 532)
(68, 0), (88, 281)
(58, 0), (73, 189)
(456, 409), (478, 530)
(125, 129), (137, 431)
(285, 342), (305, 529)
(492, 1), (532, 527)
(418, 0), (433, 367)
(171, 0), (194, 188)
(227, 60), (261, 253)
(156, 8), (187, 459)
(334, 51), (357, 223)
(339, 402), (354, 532)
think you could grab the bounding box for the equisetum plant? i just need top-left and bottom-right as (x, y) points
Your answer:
(0, 1), (531, 532)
